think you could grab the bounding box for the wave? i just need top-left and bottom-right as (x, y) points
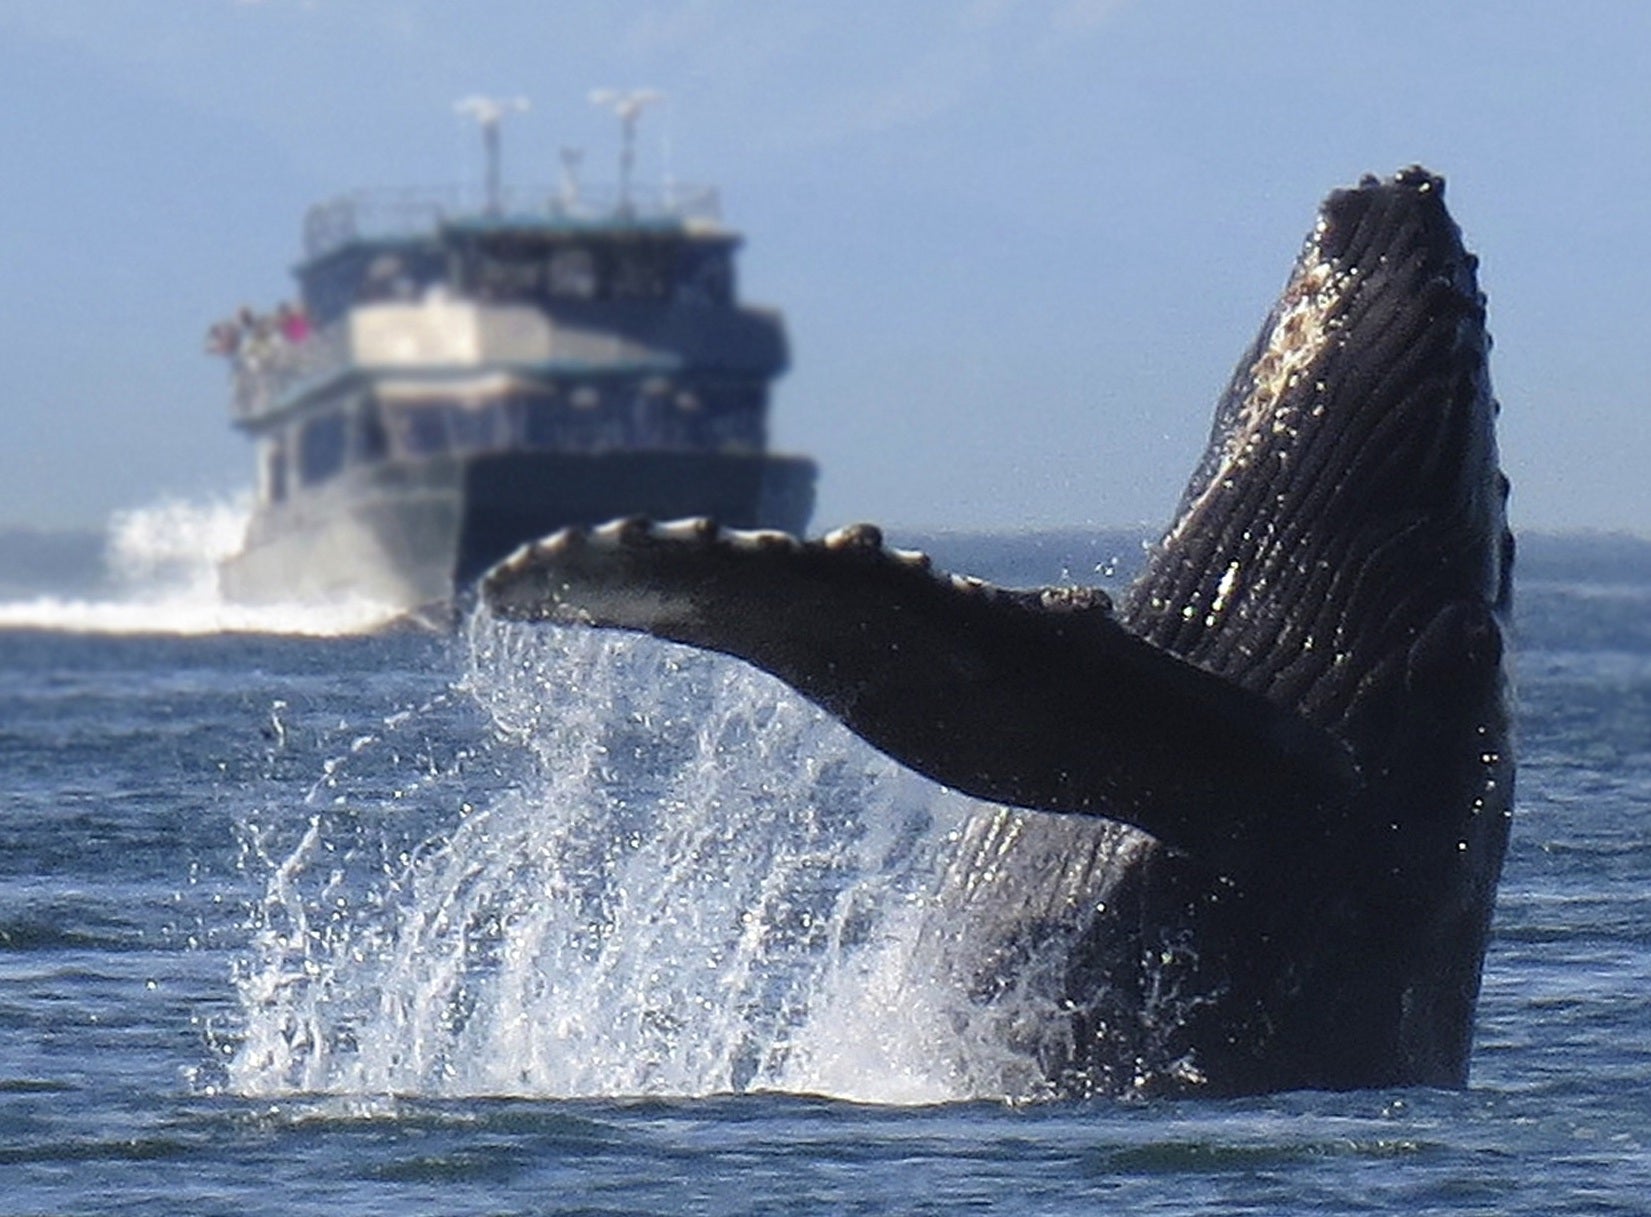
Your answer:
(0, 497), (402, 638)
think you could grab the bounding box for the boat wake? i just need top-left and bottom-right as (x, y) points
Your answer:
(225, 612), (1083, 1105)
(0, 497), (404, 637)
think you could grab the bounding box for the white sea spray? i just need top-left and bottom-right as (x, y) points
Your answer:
(227, 612), (1086, 1103)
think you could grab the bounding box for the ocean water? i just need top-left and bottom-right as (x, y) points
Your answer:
(1, 511), (1648, 1215)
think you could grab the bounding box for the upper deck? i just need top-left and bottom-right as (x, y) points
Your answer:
(221, 182), (786, 425)
(295, 183), (739, 325)
(300, 181), (726, 261)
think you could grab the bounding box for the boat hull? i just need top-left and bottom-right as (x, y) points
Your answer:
(219, 449), (816, 614)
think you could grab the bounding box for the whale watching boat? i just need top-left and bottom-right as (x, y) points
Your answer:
(213, 97), (815, 616)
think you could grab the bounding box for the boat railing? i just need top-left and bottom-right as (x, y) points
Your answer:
(230, 325), (346, 420)
(302, 183), (724, 259)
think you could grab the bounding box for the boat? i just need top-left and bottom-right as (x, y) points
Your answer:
(213, 101), (815, 616)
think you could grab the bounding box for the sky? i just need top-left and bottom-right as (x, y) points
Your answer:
(1, 1), (1648, 538)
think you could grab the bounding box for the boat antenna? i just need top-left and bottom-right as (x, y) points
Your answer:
(558, 147), (584, 213)
(454, 95), (530, 216)
(588, 88), (663, 218)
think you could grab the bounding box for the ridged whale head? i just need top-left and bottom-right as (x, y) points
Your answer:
(1125, 167), (1510, 740)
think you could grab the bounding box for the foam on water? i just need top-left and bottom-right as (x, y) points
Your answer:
(227, 612), (1076, 1105)
(0, 497), (403, 637)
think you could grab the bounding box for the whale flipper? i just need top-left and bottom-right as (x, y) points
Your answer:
(483, 518), (1356, 879)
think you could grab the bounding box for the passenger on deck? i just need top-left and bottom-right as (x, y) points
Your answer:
(205, 319), (241, 357)
(276, 301), (312, 344)
(237, 307), (278, 375)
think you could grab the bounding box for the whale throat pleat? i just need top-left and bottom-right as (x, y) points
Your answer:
(1123, 169), (1503, 738)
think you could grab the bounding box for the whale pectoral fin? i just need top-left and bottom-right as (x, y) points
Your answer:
(482, 518), (1357, 879)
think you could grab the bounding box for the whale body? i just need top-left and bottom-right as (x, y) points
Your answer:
(482, 168), (1514, 1097)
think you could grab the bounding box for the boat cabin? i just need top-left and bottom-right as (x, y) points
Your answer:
(224, 187), (789, 510)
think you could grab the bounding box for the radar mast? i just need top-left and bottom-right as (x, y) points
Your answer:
(588, 88), (663, 217)
(454, 94), (530, 216)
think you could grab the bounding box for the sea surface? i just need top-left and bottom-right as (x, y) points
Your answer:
(1, 516), (1649, 1215)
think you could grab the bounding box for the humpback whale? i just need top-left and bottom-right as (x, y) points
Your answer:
(482, 168), (1514, 1097)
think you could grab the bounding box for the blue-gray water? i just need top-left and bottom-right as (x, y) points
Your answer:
(2, 529), (1648, 1214)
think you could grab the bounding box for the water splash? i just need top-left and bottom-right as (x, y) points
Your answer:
(227, 613), (1122, 1104)
(0, 496), (403, 636)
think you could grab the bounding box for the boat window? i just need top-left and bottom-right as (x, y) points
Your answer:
(675, 247), (733, 306)
(473, 252), (542, 300)
(691, 381), (766, 452)
(522, 398), (563, 449)
(388, 404), (451, 458)
(298, 412), (348, 485)
(547, 247), (598, 299)
(355, 400), (390, 464)
(359, 254), (416, 303)
(611, 248), (670, 300)
(447, 403), (505, 453)
(499, 395), (530, 448)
